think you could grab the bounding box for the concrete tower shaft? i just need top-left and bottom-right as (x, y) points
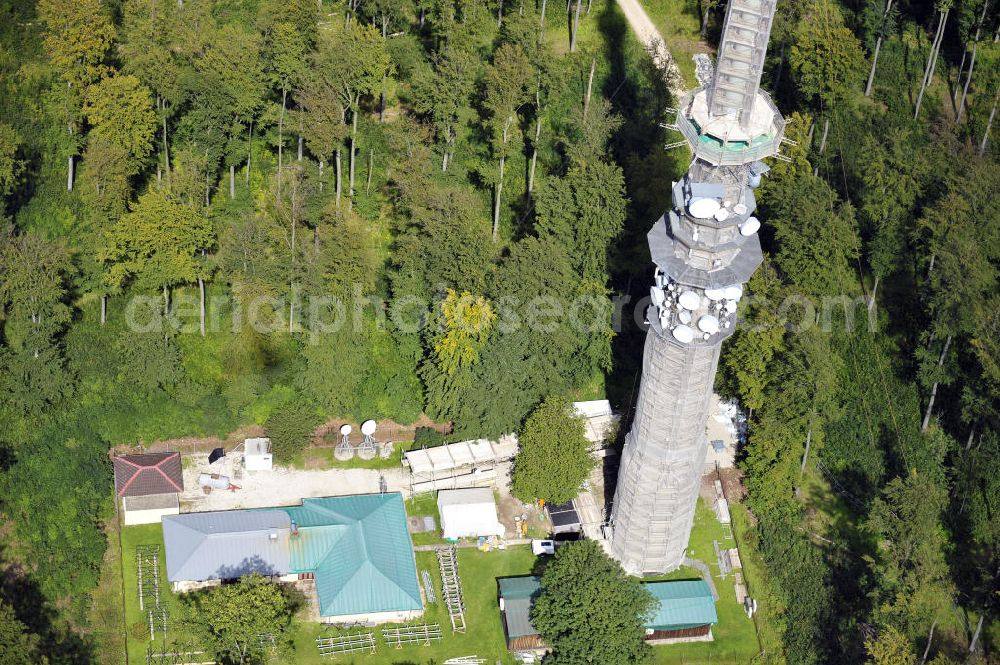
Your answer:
(608, 0), (784, 576)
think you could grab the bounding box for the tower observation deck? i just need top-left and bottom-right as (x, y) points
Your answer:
(608, 0), (785, 575)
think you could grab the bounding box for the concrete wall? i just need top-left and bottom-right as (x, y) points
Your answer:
(320, 609), (423, 625)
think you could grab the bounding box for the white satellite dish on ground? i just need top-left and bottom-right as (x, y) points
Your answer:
(358, 420), (378, 460)
(678, 291), (701, 310)
(336, 423), (355, 461)
(689, 198), (721, 218)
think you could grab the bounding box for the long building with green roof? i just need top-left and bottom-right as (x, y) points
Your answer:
(162, 492), (423, 624)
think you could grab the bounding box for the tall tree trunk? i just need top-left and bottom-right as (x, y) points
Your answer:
(920, 619), (937, 665)
(980, 82), (999, 155)
(957, 0), (990, 121)
(199, 277), (205, 336)
(335, 148), (342, 207)
(570, 0), (582, 52)
(67, 155), (74, 192)
(163, 285), (170, 318)
(245, 119), (253, 185)
(869, 275), (879, 311)
(366, 148), (374, 195)
(162, 100), (171, 175)
(493, 118), (511, 241)
(298, 135), (303, 161)
(864, 0), (893, 96)
(498, 0), (504, 27)
(953, 48), (967, 106)
(969, 615), (984, 654)
(540, 0), (547, 30)
(278, 87), (286, 195)
(584, 57), (596, 119)
(101, 294), (107, 326)
(380, 75), (387, 122)
(493, 158), (504, 241)
(229, 164), (235, 199)
(915, 10), (947, 118)
(349, 100), (358, 201)
(800, 428), (812, 476)
(528, 92), (542, 195)
(921, 334), (952, 431)
(701, 0), (710, 38)
(813, 118), (830, 176)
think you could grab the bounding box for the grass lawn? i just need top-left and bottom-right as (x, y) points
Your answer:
(636, 0), (709, 87)
(120, 523), (195, 665)
(117, 498), (762, 665)
(286, 547), (538, 664)
(647, 499), (761, 665)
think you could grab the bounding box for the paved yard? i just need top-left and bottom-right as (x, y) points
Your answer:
(179, 451), (412, 512)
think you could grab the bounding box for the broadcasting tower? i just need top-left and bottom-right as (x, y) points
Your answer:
(608, 0), (786, 575)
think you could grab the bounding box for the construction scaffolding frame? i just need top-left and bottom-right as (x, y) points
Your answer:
(136, 545), (161, 611)
(437, 547), (466, 633)
(316, 632), (376, 656)
(381, 624), (443, 648)
(147, 606), (168, 641)
(145, 646), (212, 665)
(420, 570), (437, 603)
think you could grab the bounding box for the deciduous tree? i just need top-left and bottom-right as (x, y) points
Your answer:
(512, 396), (593, 504)
(532, 540), (655, 665)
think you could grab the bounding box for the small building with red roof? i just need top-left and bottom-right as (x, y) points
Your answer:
(113, 452), (184, 525)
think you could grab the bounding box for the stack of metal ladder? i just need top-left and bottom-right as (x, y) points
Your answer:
(437, 547), (466, 633)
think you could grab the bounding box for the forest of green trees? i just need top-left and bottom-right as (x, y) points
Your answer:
(0, 0), (997, 663)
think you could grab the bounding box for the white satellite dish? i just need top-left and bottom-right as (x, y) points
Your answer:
(714, 208), (731, 222)
(698, 315), (720, 334)
(740, 217), (761, 236)
(672, 325), (695, 344)
(339, 424), (352, 436)
(360, 420), (377, 436)
(724, 300), (737, 314)
(678, 291), (701, 310)
(704, 288), (726, 301)
(679, 310), (693, 324)
(733, 203), (748, 215)
(688, 197), (721, 218)
(724, 285), (743, 301)
(650, 287), (665, 308)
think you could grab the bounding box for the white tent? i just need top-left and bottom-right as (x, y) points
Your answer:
(437, 488), (505, 540)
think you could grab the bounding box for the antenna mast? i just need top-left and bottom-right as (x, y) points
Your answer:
(607, 0), (785, 575)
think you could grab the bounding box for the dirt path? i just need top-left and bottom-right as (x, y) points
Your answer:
(615, 0), (686, 99)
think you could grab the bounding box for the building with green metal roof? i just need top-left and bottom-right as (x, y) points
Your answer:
(497, 576), (717, 651)
(163, 493), (423, 624)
